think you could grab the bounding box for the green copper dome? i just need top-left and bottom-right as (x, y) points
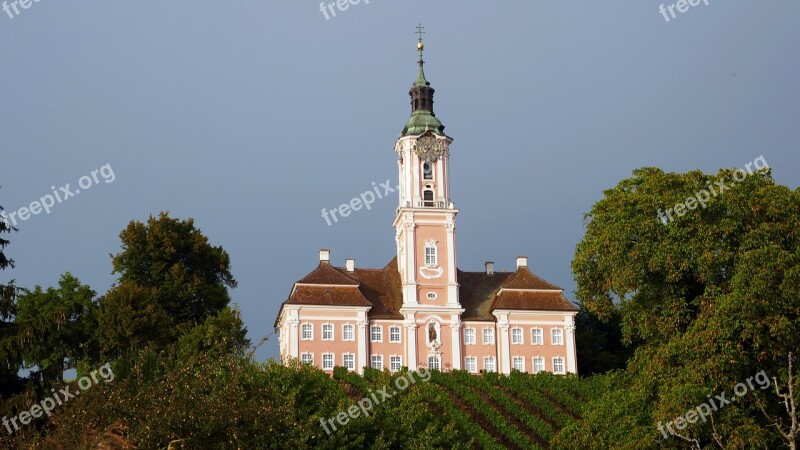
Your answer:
(402, 25), (445, 136)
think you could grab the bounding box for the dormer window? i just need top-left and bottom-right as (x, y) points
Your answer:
(422, 161), (433, 180)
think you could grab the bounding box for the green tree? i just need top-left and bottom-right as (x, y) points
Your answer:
(175, 306), (250, 359)
(15, 273), (97, 384)
(111, 212), (236, 324)
(0, 199), (21, 397)
(95, 283), (171, 358)
(560, 166), (800, 448)
(574, 305), (632, 376)
(96, 213), (239, 358)
(0, 200), (13, 272)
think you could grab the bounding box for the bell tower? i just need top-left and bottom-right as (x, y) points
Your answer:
(393, 26), (464, 369)
(393, 25), (460, 308)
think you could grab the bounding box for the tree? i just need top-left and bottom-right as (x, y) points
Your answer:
(14, 273), (97, 384)
(95, 284), (172, 359)
(574, 305), (632, 376)
(175, 306), (250, 359)
(96, 213), (239, 358)
(0, 198), (21, 397)
(560, 165), (800, 448)
(0, 199), (13, 272)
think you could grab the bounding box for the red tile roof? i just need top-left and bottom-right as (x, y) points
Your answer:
(276, 259), (578, 326)
(296, 261), (359, 286)
(336, 258), (404, 319)
(285, 285), (372, 307)
(502, 268), (563, 290)
(491, 290), (578, 312)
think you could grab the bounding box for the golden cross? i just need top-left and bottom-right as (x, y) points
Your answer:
(416, 24), (425, 42)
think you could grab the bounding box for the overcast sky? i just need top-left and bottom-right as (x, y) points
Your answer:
(2, 1), (798, 361)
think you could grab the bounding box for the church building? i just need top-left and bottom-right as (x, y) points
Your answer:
(275, 32), (579, 375)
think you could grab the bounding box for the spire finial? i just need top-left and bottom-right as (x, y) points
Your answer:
(402, 24), (444, 136)
(413, 24), (429, 88)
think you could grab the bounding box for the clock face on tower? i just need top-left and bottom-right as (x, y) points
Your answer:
(415, 133), (442, 162)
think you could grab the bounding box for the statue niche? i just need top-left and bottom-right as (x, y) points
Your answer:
(426, 321), (441, 350)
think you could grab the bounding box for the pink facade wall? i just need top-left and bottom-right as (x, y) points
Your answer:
(368, 320), (405, 368)
(295, 313), (361, 371)
(282, 309), (576, 375)
(414, 224), (450, 308)
(461, 322), (499, 372)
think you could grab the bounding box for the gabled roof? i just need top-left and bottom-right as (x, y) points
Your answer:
(491, 290), (578, 312)
(296, 261), (359, 286)
(275, 258), (578, 327)
(459, 266), (578, 320)
(501, 267), (563, 290)
(284, 285), (372, 307)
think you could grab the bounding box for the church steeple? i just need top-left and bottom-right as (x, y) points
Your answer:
(413, 25), (431, 89)
(393, 25), (459, 324)
(403, 24), (445, 136)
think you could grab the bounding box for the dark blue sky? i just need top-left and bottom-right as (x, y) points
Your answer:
(2, 1), (798, 360)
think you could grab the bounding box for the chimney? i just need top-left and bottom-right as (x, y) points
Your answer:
(516, 256), (528, 269)
(319, 249), (330, 262)
(345, 259), (355, 272)
(485, 261), (494, 275)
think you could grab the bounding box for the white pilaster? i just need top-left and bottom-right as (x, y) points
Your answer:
(493, 311), (511, 374)
(499, 323), (510, 374)
(406, 317), (418, 369)
(288, 318), (299, 360)
(565, 314), (577, 374)
(450, 318), (462, 370)
(357, 315), (369, 375)
(404, 218), (418, 305)
(445, 219), (458, 306)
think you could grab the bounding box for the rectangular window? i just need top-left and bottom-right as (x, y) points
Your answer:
(390, 356), (402, 372)
(322, 353), (334, 370)
(465, 356), (477, 373)
(551, 328), (564, 345)
(464, 328), (476, 345)
(483, 328), (495, 345)
(425, 246), (437, 266)
(371, 355), (383, 370)
(322, 324), (334, 341)
(389, 326), (401, 343)
(343, 324), (354, 341)
(533, 357), (545, 373)
(553, 357), (565, 374)
(512, 356), (524, 372)
(531, 328), (543, 345)
(484, 357), (496, 372)
(301, 353), (313, 364)
(511, 328), (523, 344)
(370, 326), (383, 342)
(428, 356), (441, 370)
(301, 323), (313, 340)
(343, 354), (355, 371)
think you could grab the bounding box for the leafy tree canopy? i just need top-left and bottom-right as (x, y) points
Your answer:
(111, 212), (237, 325)
(15, 273), (97, 384)
(563, 166), (800, 448)
(96, 213), (240, 359)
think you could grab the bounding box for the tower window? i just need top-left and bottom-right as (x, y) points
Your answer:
(423, 189), (434, 207)
(422, 162), (433, 180)
(424, 240), (438, 266)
